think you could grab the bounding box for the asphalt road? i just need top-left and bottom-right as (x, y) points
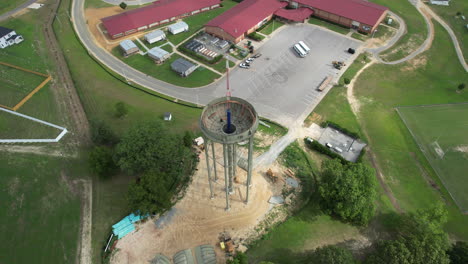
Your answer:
(72, 0), (360, 127)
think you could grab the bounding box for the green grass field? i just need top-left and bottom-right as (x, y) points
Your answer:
(397, 104), (468, 213)
(112, 48), (220, 87)
(211, 58), (234, 73)
(308, 17), (350, 35)
(166, 0), (239, 45)
(354, 20), (468, 239)
(430, 1), (468, 64)
(0, 64), (47, 108)
(371, 0), (427, 61)
(258, 20), (285, 35)
(0, 153), (82, 264)
(0, 0), (29, 15)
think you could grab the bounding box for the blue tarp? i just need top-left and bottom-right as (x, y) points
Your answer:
(112, 212), (150, 239)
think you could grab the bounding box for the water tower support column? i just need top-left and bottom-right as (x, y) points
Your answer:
(211, 142), (218, 181)
(223, 143), (230, 211)
(204, 138), (214, 199)
(245, 135), (254, 203)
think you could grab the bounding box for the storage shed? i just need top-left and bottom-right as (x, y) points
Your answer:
(148, 47), (171, 63)
(168, 21), (189, 35)
(119, 39), (139, 56)
(145, 30), (166, 44)
(171, 58), (197, 77)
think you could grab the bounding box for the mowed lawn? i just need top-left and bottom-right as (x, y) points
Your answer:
(0, 64), (47, 108)
(397, 104), (468, 212)
(371, 0), (427, 61)
(430, 1), (468, 64)
(0, 0), (29, 15)
(0, 153), (82, 264)
(112, 48), (220, 88)
(354, 21), (468, 239)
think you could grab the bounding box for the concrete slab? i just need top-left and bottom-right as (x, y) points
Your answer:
(318, 127), (366, 162)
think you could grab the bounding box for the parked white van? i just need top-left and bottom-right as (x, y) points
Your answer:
(298, 41), (310, 54)
(293, 44), (307, 58)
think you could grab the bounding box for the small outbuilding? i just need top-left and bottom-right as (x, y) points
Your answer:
(145, 30), (166, 44)
(171, 58), (197, 77)
(168, 21), (189, 35)
(148, 47), (171, 64)
(119, 39), (139, 56)
(164, 112), (172, 121)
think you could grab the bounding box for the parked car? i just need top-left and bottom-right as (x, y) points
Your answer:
(347, 48), (355, 54)
(239, 63), (250, 69)
(326, 143), (333, 148)
(246, 58), (254, 63)
(253, 53), (262, 58)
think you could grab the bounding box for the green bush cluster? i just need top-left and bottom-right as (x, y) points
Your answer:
(305, 139), (349, 164)
(247, 32), (265, 41)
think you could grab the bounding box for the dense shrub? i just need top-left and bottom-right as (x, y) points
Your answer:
(247, 32), (265, 41)
(305, 139), (349, 165)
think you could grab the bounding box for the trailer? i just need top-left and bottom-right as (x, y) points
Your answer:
(317, 75), (333, 91)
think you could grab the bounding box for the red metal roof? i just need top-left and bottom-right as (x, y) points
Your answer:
(275, 7), (314, 22)
(102, 0), (220, 37)
(205, 0), (287, 39)
(295, 0), (388, 26)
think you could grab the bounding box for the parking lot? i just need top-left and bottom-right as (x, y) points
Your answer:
(318, 127), (367, 162)
(219, 24), (361, 126)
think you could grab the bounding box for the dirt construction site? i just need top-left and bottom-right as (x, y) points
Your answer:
(110, 143), (292, 264)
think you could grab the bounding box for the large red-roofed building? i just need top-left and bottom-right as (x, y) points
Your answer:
(101, 0), (221, 39)
(205, 0), (387, 43)
(205, 0), (288, 43)
(291, 0), (388, 33)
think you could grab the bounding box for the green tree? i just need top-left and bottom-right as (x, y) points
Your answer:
(119, 2), (127, 9)
(310, 245), (355, 264)
(318, 159), (376, 225)
(447, 241), (468, 264)
(458, 83), (465, 91)
(114, 101), (128, 118)
(226, 252), (248, 264)
(88, 146), (117, 178)
(344, 78), (351, 85)
(366, 203), (450, 264)
(183, 131), (194, 148)
(127, 171), (173, 214)
(90, 120), (119, 146)
(115, 120), (194, 175)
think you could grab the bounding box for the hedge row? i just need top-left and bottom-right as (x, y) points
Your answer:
(305, 140), (349, 164)
(247, 32), (265, 41)
(177, 46), (223, 65)
(321, 120), (360, 139)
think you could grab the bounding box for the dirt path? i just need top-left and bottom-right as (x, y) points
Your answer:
(345, 59), (403, 213)
(0, 145), (77, 157)
(42, 1), (92, 263)
(44, 0), (90, 145)
(75, 179), (93, 264)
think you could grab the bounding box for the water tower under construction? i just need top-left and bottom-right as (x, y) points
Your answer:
(199, 96), (259, 211)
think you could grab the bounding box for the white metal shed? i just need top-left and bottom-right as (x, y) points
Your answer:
(168, 21), (189, 35)
(145, 30), (166, 44)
